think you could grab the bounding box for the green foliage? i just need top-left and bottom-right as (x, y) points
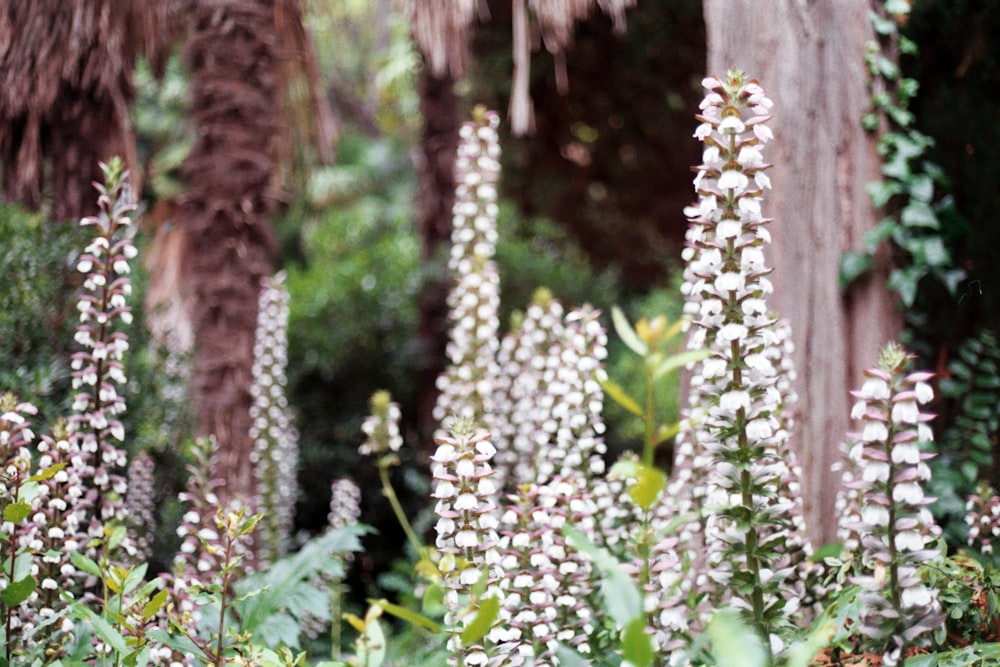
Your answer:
(928, 330), (1000, 547)
(842, 2), (965, 306)
(0, 204), (89, 423)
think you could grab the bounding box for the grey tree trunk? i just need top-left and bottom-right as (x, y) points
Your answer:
(703, 0), (900, 544)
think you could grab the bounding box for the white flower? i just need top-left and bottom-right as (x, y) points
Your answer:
(891, 400), (920, 424)
(914, 381), (933, 403)
(861, 378), (890, 400)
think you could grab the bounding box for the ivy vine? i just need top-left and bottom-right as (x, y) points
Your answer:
(840, 0), (965, 307)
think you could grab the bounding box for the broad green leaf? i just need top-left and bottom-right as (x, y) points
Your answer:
(601, 377), (643, 417)
(369, 598), (441, 633)
(705, 610), (767, 667)
(554, 645), (591, 667)
(1, 575), (36, 607)
(459, 595), (500, 645)
(73, 605), (129, 654)
(652, 348), (710, 381)
(840, 251), (874, 289)
(422, 582), (445, 614)
(3, 501), (31, 524)
(356, 615), (386, 667)
(904, 643), (1000, 666)
(628, 465), (667, 511)
(612, 306), (648, 357)
(621, 616), (655, 667)
(70, 551), (102, 579)
(564, 525), (641, 626)
(142, 588), (169, 621)
(106, 524), (128, 551)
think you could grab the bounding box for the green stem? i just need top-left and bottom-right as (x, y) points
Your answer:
(379, 465), (425, 558)
(642, 364), (656, 466)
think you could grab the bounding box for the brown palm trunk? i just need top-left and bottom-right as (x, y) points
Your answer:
(702, 0), (901, 544)
(0, 1), (174, 220)
(181, 0), (280, 508)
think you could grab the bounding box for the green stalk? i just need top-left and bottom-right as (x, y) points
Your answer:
(378, 465), (425, 558)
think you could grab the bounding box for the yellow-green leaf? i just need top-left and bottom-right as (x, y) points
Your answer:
(628, 464), (666, 511)
(601, 378), (643, 417)
(460, 595), (500, 645)
(368, 598), (441, 633)
(612, 306), (648, 357)
(143, 588), (169, 621)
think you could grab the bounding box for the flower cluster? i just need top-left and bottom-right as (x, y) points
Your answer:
(965, 483), (1000, 555)
(675, 71), (806, 646)
(68, 160), (137, 551)
(359, 390), (403, 459)
(329, 477), (362, 531)
(250, 271), (299, 562)
(843, 343), (942, 666)
(433, 107), (503, 436)
(498, 479), (596, 664)
(125, 450), (157, 563)
(431, 423), (504, 666)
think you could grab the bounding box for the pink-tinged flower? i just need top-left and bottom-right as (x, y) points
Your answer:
(431, 423), (504, 666)
(838, 343), (942, 665)
(434, 108), (503, 440)
(673, 70), (809, 648)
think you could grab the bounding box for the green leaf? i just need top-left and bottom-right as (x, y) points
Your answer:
(840, 251), (874, 289)
(901, 201), (939, 229)
(652, 348), (710, 381)
(1, 575), (36, 607)
(563, 525), (642, 626)
(600, 378), (643, 417)
(73, 605), (129, 655)
(628, 465), (667, 512)
(459, 595), (500, 645)
(369, 598), (441, 633)
(3, 501), (31, 524)
(142, 588), (169, 621)
(621, 616), (655, 667)
(705, 610), (767, 667)
(904, 642), (1000, 666)
(554, 645), (592, 667)
(611, 306), (648, 357)
(70, 551), (103, 579)
(28, 462), (66, 483)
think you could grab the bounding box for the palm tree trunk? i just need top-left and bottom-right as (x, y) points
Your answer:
(181, 0), (280, 508)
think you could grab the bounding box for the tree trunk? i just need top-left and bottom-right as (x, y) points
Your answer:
(703, 0), (901, 544)
(0, 1), (174, 220)
(181, 0), (280, 509)
(414, 65), (461, 450)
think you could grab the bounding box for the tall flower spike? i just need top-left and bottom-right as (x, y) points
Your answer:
(68, 159), (138, 552)
(431, 421), (504, 666)
(250, 271), (299, 562)
(965, 483), (1000, 556)
(847, 343), (942, 666)
(676, 71), (805, 651)
(433, 107), (502, 438)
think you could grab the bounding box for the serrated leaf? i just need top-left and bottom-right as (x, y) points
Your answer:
(612, 306), (648, 357)
(459, 595), (500, 645)
(1, 575), (36, 607)
(369, 598), (441, 633)
(600, 378), (643, 417)
(621, 616), (655, 667)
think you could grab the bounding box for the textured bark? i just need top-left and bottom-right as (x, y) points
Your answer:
(703, 0), (901, 543)
(0, 1), (175, 219)
(414, 65), (461, 448)
(181, 0), (280, 508)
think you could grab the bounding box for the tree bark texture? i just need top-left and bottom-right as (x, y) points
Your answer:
(0, 1), (174, 220)
(703, 0), (901, 544)
(414, 65), (461, 450)
(181, 0), (280, 508)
